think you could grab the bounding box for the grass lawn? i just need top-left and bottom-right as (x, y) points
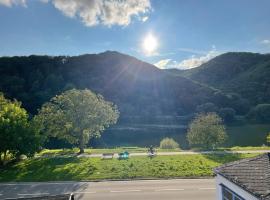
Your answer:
(37, 145), (270, 157)
(0, 153), (258, 182)
(219, 146), (270, 151)
(38, 147), (182, 156)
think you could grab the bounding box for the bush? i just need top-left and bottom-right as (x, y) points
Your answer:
(160, 138), (180, 149)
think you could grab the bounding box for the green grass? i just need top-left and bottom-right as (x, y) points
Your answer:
(219, 146), (270, 151)
(38, 145), (270, 157)
(38, 147), (182, 156)
(0, 153), (257, 182)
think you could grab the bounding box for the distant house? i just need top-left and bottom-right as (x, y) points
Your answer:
(214, 153), (270, 200)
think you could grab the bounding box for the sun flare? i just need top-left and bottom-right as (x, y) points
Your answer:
(143, 33), (158, 54)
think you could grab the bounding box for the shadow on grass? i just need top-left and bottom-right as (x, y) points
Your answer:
(201, 152), (257, 166)
(39, 149), (78, 157)
(0, 157), (96, 182)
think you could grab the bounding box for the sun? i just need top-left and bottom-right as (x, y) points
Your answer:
(142, 33), (158, 55)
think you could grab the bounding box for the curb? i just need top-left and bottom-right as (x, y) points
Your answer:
(0, 177), (215, 184)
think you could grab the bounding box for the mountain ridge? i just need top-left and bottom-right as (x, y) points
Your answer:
(0, 51), (220, 116)
(171, 52), (270, 105)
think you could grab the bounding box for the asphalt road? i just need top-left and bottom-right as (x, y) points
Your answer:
(0, 179), (216, 200)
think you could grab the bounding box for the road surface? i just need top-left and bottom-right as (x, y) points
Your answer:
(0, 179), (216, 200)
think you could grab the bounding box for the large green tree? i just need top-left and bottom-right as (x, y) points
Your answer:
(34, 89), (119, 153)
(187, 113), (227, 149)
(0, 93), (41, 164)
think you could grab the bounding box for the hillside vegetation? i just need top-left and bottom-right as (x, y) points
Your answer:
(0, 51), (220, 116)
(176, 52), (270, 106)
(1, 51), (270, 148)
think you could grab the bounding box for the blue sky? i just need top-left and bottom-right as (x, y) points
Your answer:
(1, 0), (270, 69)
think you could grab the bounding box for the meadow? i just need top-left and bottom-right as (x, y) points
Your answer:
(0, 153), (257, 182)
(38, 147), (182, 157)
(37, 145), (270, 157)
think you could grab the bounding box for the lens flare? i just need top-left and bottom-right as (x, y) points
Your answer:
(143, 33), (158, 55)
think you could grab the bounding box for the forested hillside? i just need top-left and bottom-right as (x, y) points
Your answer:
(0, 51), (240, 118)
(176, 52), (270, 106)
(1, 51), (270, 148)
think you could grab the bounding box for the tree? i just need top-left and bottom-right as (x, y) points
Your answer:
(0, 93), (41, 165)
(34, 89), (119, 153)
(187, 113), (227, 150)
(160, 138), (180, 149)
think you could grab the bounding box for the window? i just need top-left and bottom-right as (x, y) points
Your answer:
(221, 185), (245, 200)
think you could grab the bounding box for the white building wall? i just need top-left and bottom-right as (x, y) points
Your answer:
(215, 174), (259, 200)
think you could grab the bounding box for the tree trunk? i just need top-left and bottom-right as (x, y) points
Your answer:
(79, 147), (84, 154)
(3, 151), (6, 162)
(79, 135), (85, 154)
(3, 151), (7, 166)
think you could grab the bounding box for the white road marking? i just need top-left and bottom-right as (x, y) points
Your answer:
(0, 194), (3, 196)
(155, 188), (185, 192)
(18, 193), (50, 196)
(199, 188), (215, 190)
(110, 190), (141, 193)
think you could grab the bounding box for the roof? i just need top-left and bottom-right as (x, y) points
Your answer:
(214, 153), (270, 200)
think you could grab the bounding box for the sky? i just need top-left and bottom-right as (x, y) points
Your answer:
(1, 0), (270, 69)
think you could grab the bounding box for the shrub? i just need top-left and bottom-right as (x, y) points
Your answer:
(160, 138), (180, 149)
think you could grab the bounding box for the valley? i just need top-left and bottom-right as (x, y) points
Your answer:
(1, 51), (270, 148)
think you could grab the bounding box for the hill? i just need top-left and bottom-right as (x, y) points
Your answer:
(0, 51), (223, 117)
(1, 51), (270, 148)
(175, 52), (270, 106)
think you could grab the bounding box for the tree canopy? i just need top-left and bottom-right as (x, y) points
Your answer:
(34, 89), (119, 153)
(0, 52), (238, 117)
(187, 113), (227, 149)
(0, 93), (41, 164)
